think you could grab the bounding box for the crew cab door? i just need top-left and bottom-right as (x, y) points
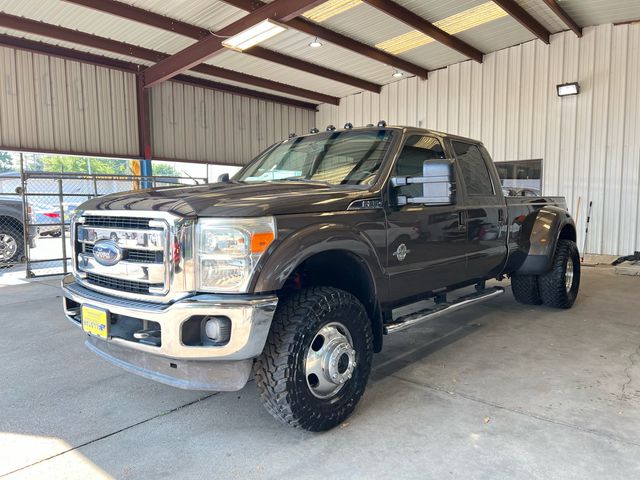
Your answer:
(385, 135), (468, 302)
(449, 140), (507, 280)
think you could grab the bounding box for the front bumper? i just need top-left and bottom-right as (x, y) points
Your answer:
(61, 274), (278, 391)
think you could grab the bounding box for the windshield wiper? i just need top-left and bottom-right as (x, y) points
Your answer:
(277, 178), (333, 187)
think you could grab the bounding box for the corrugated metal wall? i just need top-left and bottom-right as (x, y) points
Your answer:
(0, 45), (139, 157)
(317, 23), (640, 256)
(0, 44), (315, 168)
(150, 81), (315, 166)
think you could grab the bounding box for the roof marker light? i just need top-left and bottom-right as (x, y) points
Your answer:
(377, 120), (387, 127)
(344, 122), (353, 129)
(326, 124), (336, 131)
(310, 127), (320, 133)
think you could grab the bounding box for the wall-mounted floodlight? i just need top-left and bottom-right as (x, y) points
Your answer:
(557, 82), (579, 97)
(222, 19), (287, 51)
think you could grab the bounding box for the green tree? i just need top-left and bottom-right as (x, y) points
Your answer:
(41, 155), (130, 174)
(0, 151), (14, 173)
(152, 162), (181, 177)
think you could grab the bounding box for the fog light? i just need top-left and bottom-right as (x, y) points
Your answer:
(203, 316), (231, 345)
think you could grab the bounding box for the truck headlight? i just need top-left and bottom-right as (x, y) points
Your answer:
(196, 217), (276, 293)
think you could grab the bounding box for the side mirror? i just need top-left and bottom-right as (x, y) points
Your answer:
(217, 173), (230, 183)
(391, 159), (455, 206)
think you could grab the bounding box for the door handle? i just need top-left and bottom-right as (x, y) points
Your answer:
(458, 211), (467, 232)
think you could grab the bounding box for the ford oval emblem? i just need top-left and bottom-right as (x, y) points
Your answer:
(92, 240), (123, 267)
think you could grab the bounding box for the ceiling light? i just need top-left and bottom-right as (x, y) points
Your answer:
(309, 37), (323, 48)
(303, 0), (362, 22)
(222, 19), (287, 52)
(392, 69), (404, 78)
(557, 82), (580, 97)
(376, 2), (508, 55)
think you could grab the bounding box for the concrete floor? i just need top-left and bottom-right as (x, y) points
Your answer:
(1, 267), (639, 479)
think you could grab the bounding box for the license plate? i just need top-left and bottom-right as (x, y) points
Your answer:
(82, 305), (109, 339)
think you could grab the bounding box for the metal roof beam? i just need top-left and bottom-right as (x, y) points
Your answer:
(492, 0), (551, 44)
(62, 0), (380, 93)
(0, 33), (319, 110)
(362, 0), (484, 63)
(0, 13), (338, 105)
(542, 0), (582, 37)
(142, 0), (327, 87)
(221, 0), (429, 79)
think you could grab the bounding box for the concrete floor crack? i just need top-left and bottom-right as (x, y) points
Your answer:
(619, 343), (640, 401)
(0, 393), (218, 478)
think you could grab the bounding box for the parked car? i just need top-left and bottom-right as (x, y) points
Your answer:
(0, 195), (36, 264)
(62, 125), (580, 431)
(35, 201), (81, 237)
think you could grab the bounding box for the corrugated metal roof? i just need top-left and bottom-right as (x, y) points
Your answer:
(560, 0), (640, 27)
(1, 0), (639, 104)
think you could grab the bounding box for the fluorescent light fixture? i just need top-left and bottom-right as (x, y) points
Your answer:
(302, 0), (362, 23)
(222, 19), (287, 52)
(557, 82), (580, 97)
(376, 2), (508, 55)
(309, 37), (323, 48)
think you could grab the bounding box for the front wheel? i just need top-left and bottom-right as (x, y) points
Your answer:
(0, 226), (24, 265)
(254, 287), (373, 431)
(538, 239), (581, 308)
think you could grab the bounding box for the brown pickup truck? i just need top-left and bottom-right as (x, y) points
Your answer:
(62, 125), (580, 430)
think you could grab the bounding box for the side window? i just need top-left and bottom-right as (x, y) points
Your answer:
(393, 136), (445, 198)
(452, 141), (494, 196)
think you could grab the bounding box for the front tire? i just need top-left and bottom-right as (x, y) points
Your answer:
(254, 287), (373, 431)
(538, 239), (581, 308)
(0, 226), (23, 265)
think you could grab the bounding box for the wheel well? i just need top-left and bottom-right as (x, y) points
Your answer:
(0, 216), (23, 233)
(558, 224), (577, 243)
(282, 250), (383, 352)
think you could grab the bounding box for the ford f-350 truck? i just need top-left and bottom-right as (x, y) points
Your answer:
(62, 125), (580, 431)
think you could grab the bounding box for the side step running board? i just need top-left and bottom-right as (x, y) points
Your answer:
(384, 286), (505, 334)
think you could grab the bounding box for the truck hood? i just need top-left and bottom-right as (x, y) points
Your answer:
(79, 181), (367, 218)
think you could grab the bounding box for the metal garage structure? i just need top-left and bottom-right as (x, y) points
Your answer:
(0, 0), (639, 256)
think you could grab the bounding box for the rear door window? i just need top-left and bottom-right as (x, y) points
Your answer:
(452, 141), (494, 196)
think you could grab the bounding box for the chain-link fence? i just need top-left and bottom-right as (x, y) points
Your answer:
(0, 164), (206, 279)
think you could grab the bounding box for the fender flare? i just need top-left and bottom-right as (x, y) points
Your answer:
(515, 206), (576, 275)
(251, 223), (385, 296)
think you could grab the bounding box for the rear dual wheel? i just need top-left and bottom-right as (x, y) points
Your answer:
(511, 240), (580, 309)
(254, 287), (373, 431)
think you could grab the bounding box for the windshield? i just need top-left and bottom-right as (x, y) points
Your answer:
(236, 130), (395, 186)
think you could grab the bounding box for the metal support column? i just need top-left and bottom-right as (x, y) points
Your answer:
(136, 73), (153, 189)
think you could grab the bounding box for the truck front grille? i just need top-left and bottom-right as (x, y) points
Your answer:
(75, 214), (171, 299)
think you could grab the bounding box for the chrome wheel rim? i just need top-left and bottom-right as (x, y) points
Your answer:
(565, 260), (574, 292)
(0, 233), (18, 261)
(305, 322), (356, 399)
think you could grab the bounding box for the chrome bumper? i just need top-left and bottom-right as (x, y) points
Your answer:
(61, 274), (278, 391)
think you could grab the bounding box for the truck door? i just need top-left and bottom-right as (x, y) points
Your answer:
(449, 140), (507, 280)
(386, 135), (468, 301)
